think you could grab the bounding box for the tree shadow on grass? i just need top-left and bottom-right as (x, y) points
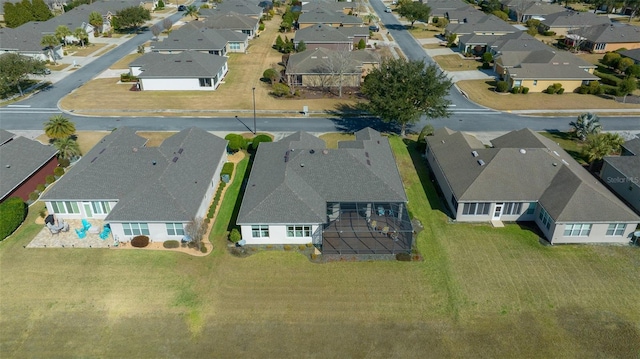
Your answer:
(225, 151), (254, 236)
(326, 102), (401, 134)
(541, 130), (588, 164)
(403, 138), (450, 218)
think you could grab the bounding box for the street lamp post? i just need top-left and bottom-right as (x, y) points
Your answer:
(252, 87), (257, 134)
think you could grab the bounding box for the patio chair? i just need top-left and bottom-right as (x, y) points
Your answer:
(369, 220), (377, 231)
(47, 223), (60, 235)
(381, 226), (389, 235)
(81, 219), (92, 231)
(377, 207), (385, 216)
(388, 208), (394, 217)
(75, 228), (86, 239)
(99, 226), (111, 240)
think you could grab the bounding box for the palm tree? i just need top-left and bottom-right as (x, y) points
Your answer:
(44, 115), (76, 140)
(363, 14), (378, 24)
(40, 34), (60, 64)
(583, 132), (624, 171)
(185, 5), (199, 20)
(54, 137), (81, 160)
(569, 112), (602, 141)
(73, 27), (89, 47)
(55, 25), (72, 46)
(89, 11), (104, 35)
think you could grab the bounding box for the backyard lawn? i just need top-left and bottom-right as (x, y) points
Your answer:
(1, 134), (639, 357)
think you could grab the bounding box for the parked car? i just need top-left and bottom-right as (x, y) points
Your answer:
(385, 6), (392, 13)
(369, 24), (380, 32)
(178, 4), (186, 10)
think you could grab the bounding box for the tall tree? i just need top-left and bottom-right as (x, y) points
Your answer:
(185, 217), (207, 251)
(89, 11), (104, 34)
(31, 0), (53, 21)
(151, 24), (162, 39)
(363, 13), (378, 24)
(569, 112), (602, 141)
(322, 48), (359, 98)
(73, 27), (89, 47)
(55, 25), (72, 46)
(0, 53), (45, 97)
(53, 137), (81, 160)
(584, 132), (625, 171)
(3, 2), (19, 27)
(184, 4), (199, 19)
(162, 17), (173, 32)
(397, 1), (431, 28)
(361, 58), (452, 136)
(44, 115), (76, 140)
(41, 34), (60, 64)
(18, 0), (35, 22)
(617, 77), (637, 103)
(112, 6), (151, 31)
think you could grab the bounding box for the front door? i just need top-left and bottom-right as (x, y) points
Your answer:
(493, 203), (503, 219)
(83, 203), (93, 218)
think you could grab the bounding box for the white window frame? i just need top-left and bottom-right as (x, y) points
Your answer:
(199, 78), (212, 87)
(286, 225), (311, 237)
(538, 208), (552, 230)
(503, 202), (522, 215)
(122, 223), (150, 236)
(166, 223), (184, 236)
(251, 225), (269, 238)
(462, 202), (490, 215)
(51, 201), (80, 214)
(229, 42), (240, 50)
(91, 201), (111, 215)
(563, 223), (592, 237)
(606, 223), (626, 236)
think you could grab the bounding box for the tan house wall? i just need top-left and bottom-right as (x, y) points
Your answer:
(510, 78), (586, 93)
(602, 42), (640, 53)
(301, 73), (360, 87)
(299, 22), (357, 29)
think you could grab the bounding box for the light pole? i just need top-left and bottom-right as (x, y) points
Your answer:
(252, 87), (257, 134)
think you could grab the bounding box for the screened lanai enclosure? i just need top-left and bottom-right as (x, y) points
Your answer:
(313, 202), (414, 255)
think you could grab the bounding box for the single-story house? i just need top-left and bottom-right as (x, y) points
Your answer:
(570, 23), (640, 53)
(41, 127), (228, 243)
(504, 1), (564, 22)
(301, 0), (355, 14)
(0, 129), (59, 203)
(444, 5), (486, 24)
(285, 47), (378, 88)
(600, 137), (640, 215)
(130, 51), (228, 91)
(505, 62), (599, 92)
(201, 1), (263, 18)
(459, 31), (548, 55)
(422, 0), (468, 23)
(538, 10), (610, 36)
(293, 24), (353, 51)
(445, 13), (518, 41)
(0, 26), (62, 61)
(619, 48), (640, 64)
(298, 7), (363, 29)
(425, 128), (640, 244)
(151, 22), (249, 55)
(237, 128), (413, 254)
(200, 11), (259, 39)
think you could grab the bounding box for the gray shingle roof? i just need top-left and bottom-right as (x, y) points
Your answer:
(603, 138), (640, 187)
(134, 51), (227, 78)
(237, 128), (407, 225)
(286, 47), (362, 74)
(0, 26), (48, 53)
(423, 0), (468, 17)
(623, 137), (640, 155)
(294, 24), (350, 44)
(201, 12), (259, 31)
(576, 23), (640, 44)
(151, 23), (234, 52)
(0, 133), (58, 201)
(0, 129), (15, 145)
(446, 14), (517, 35)
(541, 10), (610, 28)
(620, 48), (640, 62)
(298, 7), (363, 25)
(207, 0), (263, 17)
(301, 0), (355, 13)
(41, 127), (228, 222)
(426, 128), (639, 222)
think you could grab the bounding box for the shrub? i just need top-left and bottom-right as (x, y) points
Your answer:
(156, 0), (164, 9)
(131, 235), (150, 248)
(511, 86), (520, 94)
(28, 191), (39, 201)
(491, 10), (509, 21)
(557, 87), (564, 94)
(251, 134), (272, 150)
(595, 70), (621, 86)
(266, 244), (273, 249)
(546, 83), (563, 94)
(262, 68), (278, 83)
(496, 81), (508, 92)
(298, 245), (306, 251)
(283, 244), (292, 251)
(163, 240), (180, 248)
(54, 167), (65, 177)
(435, 17), (448, 28)
(525, 18), (540, 28)
(396, 252), (412, 261)
(36, 184), (46, 192)
(45, 175), (56, 185)
(542, 31), (555, 36)
(306, 242), (313, 247)
(0, 197), (27, 240)
(602, 52), (621, 68)
(522, 87), (529, 94)
(39, 207), (47, 218)
(310, 252), (318, 260)
(221, 162), (234, 178)
(229, 228), (241, 243)
(204, 217), (210, 224)
(201, 246), (208, 253)
(225, 134), (246, 152)
(357, 38), (366, 50)
(58, 157), (71, 168)
(259, 23), (265, 31)
(271, 83), (290, 97)
(482, 62), (491, 69)
(120, 73), (138, 82)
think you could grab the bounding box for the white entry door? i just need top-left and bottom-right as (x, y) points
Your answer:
(493, 203), (503, 219)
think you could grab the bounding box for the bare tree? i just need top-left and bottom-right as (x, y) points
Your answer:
(162, 17), (173, 33)
(185, 217), (207, 251)
(512, 0), (532, 23)
(322, 48), (358, 98)
(151, 24), (162, 40)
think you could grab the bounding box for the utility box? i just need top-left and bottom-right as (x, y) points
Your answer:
(302, 106), (308, 116)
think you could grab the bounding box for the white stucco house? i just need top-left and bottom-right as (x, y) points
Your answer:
(41, 127), (228, 242)
(129, 51), (228, 91)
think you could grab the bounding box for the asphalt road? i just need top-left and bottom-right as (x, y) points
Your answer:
(0, 7), (639, 134)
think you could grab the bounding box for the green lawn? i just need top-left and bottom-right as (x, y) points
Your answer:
(1, 136), (639, 357)
(539, 131), (588, 164)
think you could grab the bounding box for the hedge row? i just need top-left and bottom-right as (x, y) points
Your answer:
(207, 182), (226, 219)
(594, 70), (622, 86)
(0, 197), (27, 240)
(221, 162), (234, 179)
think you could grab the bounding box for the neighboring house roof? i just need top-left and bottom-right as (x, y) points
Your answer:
(490, 31), (549, 52)
(574, 23), (640, 44)
(426, 128), (639, 223)
(0, 26), (50, 53)
(286, 47), (363, 74)
(151, 23), (233, 52)
(41, 127), (228, 222)
(301, 0), (355, 13)
(298, 7), (363, 25)
(201, 11), (259, 31)
(622, 137), (640, 155)
(619, 48), (640, 62)
(336, 26), (370, 38)
(133, 51), (227, 78)
(540, 10), (610, 28)
(237, 128), (408, 224)
(424, 0), (468, 17)
(519, 2), (565, 18)
(294, 24), (351, 44)
(603, 138), (640, 187)
(446, 14), (517, 35)
(206, 0), (263, 17)
(0, 131), (58, 201)
(444, 5), (486, 23)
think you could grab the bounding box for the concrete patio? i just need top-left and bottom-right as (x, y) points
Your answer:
(28, 218), (115, 248)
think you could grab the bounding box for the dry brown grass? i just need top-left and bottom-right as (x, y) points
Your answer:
(575, 52), (603, 66)
(423, 43), (444, 49)
(66, 43), (108, 57)
(433, 54), (480, 71)
(408, 24), (442, 39)
(456, 79), (640, 110)
(47, 63), (70, 71)
(319, 133), (356, 148)
(110, 53), (143, 69)
(92, 44), (117, 57)
(136, 131), (178, 146)
(35, 131), (109, 155)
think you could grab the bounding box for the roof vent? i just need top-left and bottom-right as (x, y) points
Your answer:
(178, 148), (184, 154)
(284, 150), (290, 162)
(471, 150), (479, 157)
(309, 149), (315, 154)
(99, 148), (106, 154)
(553, 150), (559, 156)
(300, 163), (305, 167)
(441, 140), (445, 144)
(322, 149), (329, 155)
(478, 159), (485, 166)
(519, 148), (526, 154)
(152, 160), (157, 165)
(552, 162), (558, 166)
(365, 151), (369, 158)
(366, 159), (371, 166)
(561, 159), (569, 165)
(5, 165), (10, 168)
(172, 157), (178, 163)
(91, 157), (97, 163)
(132, 147), (138, 152)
